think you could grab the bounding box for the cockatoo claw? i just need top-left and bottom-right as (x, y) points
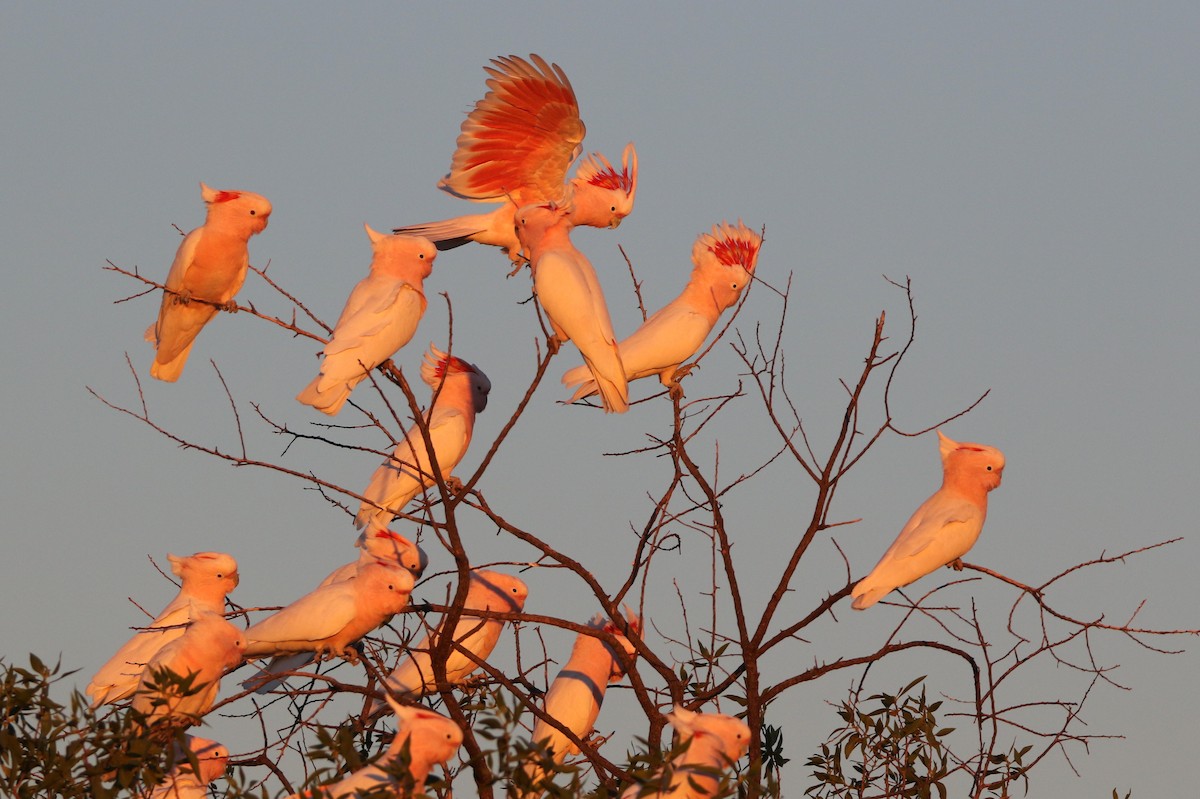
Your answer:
(547, 336), (562, 355)
(948, 558), (965, 571)
(220, 299), (239, 313)
(668, 382), (685, 401)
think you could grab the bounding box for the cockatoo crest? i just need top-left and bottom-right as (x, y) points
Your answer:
(575, 144), (637, 197)
(200, 182), (242, 204)
(695, 220), (761, 273)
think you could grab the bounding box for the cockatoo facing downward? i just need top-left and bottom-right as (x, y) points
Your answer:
(376, 570), (527, 706)
(563, 221), (761, 402)
(145, 182), (271, 382)
(286, 698), (462, 799)
(394, 54), (637, 267)
(514, 611), (641, 799)
(851, 430), (1006, 610)
(88, 552), (239, 707)
(296, 226), (436, 415)
(354, 344), (491, 533)
(516, 201), (628, 413)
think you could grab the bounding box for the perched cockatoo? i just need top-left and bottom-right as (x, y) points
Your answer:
(241, 561), (414, 666)
(516, 202), (628, 413)
(620, 707), (751, 799)
(563, 221), (761, 402)
(145, 182), (272, 382)
(130, 611), (246, 728)
(145, 736), (229, 799)
(296, 227), (437, 415)
(243, 533), (427, 692)
(394, 54), (637, 267)
(375, 570), (527, 706)
(88, 552), (239, 707)
(851, 430), (1006, 610)
(354, 344), (491, 533)
(318, 530), (429, 587)
(286, 697), (462, 799)
(513, 611), (641, 799)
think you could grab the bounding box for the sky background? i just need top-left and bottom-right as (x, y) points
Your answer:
(2, 2), (1198, 796)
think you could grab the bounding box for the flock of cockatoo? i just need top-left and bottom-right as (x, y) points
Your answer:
(100, 53), (1004, 797)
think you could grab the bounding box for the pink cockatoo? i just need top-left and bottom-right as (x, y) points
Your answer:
(145, 182), (272, 382)
(851, 430), (1006, 610)
(242, 561), (414, 668)
(296, 226), (437, 415)
(130, 611), (246, 728)
(620, 707), (751, 799)
(514, 611), (641, 798)
(244, 533), (427, 692)
(88, 552), (239, 707)
(286, 697), (462, 799)
(375, 570), (527, 706)
(318, 530), (429, 587)
(563, 221), (761, 402)
(516, 202), (628, 413)
(394, 54), (637, 267)
(354, 345), (491, 533)
(145, 736), (229, 799)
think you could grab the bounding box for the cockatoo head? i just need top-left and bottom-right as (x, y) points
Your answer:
(420, 344), (492, 413)
(570, 142), (638, 227)
(356, 530), (428, 577)
(174, 735), (229, 784)
(200, 182), (272, 235)
(356, 561), (416, 615)
(938, 430), (1005, 492)
(168, 552), (240, 591)
(471, 570), (529, 612)
(590, 608), (641, 681)
(365, 224), (437, 280)
(386, 697), (464, 762)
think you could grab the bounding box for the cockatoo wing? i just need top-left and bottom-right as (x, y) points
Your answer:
(440, 54), (583, 204)
(87, 601), (201, 706)
(244, 589), (358, 656)
(317, 279), (426, 384)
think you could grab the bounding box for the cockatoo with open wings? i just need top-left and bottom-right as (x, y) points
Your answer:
(146, 736), (229, 799)
(514, 611), (640, 799)
(619, 706), (752, 799)
(130, 611), (246, 729)
(88, 552), (239, 707)
(296, 226), (436, 415)
(563, 221), (761, 403)
(394, 54), (637, 267)
(375, 570), (527, 706)
(145, 182), (271, 381)
(242, 561), (414, 665)
(354, 344), (491, 533)
(286, 698), (462, 799)
(851, 430), (1005, 610)
(516, 201), (628, 412)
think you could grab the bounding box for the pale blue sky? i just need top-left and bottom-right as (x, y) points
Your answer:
(2, 3), (1197, 796)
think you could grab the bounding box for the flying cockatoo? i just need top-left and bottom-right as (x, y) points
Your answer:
(375, 570), (527, 707)
(563, 221), (761, 403)
(241, 561), (415, 667)
(851, 430), (1006, 610)
(145, 736), (229, 799)
(285, 697), (462, 799)
(394, 54), (637, 267)
(513, 611), (641, 799)
(354, 344), (491, 533)
(88, 552), (239, 707)
(243, 533), (427, 692)
(296, 227), (437, 415)
(619, 707), (752, 799)
(145, 182), (272, 382)
(130, 611), (247, 728)
(516, 201), (628, 413)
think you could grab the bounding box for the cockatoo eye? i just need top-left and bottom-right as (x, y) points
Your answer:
(418, 253), (425, 259)
(986, 465), (993, 471)
(249, 210), (256, 216)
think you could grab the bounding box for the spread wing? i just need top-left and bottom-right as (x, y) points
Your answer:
(439, 54), (584, 205)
